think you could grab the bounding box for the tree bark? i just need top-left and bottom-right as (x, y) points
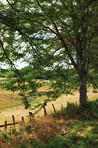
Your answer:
(79, 74), (87, 107)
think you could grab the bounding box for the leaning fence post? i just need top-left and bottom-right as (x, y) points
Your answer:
(52, 104), (56, 113)
(12, 115), (15, 127)
(29, 112), (34, 122)
(43, 106), (47, 116)
(5, 121), (7, 131)
(21, 117), (25, 124)
(61, 104), (64, 113)
(29, 112), (33, 121)
(29, 113), (32, 122)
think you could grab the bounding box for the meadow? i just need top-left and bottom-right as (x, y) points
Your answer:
(0, 98), (98, 148)
(0, 77), (97, 126)
(0, 77), (98, 148)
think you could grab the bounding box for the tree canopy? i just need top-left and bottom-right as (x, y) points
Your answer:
(0, 0), (98, 108)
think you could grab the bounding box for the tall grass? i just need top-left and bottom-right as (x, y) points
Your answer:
(0, 99), (98, 148)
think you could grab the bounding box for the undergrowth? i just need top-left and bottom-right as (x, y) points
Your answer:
(53, 99), (98, 120)
(0, 99), (98, 148)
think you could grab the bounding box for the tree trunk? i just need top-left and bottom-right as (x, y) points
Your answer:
(79, 74), (87, 107)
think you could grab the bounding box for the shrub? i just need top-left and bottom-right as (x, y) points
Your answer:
(80, 99), (98, 119)
(62, 99), (98, 119)
(62, 103), (80, 119)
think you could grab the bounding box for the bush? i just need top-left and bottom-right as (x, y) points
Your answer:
(63, 103), (79, 118)
(62, 99), (98, 119)
(80, 99), (98, 119)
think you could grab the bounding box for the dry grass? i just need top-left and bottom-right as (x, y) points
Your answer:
(0, 91), (21, 111)
(34, 116), (57, 142)
(0, 88), (30, 126)
(0, 77), (98, 130)
(35, 87), (98, 117)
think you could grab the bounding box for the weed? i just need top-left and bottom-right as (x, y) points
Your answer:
(25, 125), (32, 134)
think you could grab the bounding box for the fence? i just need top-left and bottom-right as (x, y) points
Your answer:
(0, 112), (35, 131)
(0, 102), (77, 131)
(0, 115), (25, 131)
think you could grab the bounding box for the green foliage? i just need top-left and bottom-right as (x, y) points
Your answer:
(22, 96), (30, 109)
(64, 103), (79, 118)
(80, 99), (98, 119)
(25, 125), (32, 134)
(54, 99), (98, 119)
(46, 133), (98, 148)
(0, 0), (97, 108)
(47, 137), (72, 148)
(87, 69), (98, 89)
(50, 68), (79, 98)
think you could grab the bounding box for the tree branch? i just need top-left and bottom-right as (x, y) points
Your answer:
(6, 0), (20, 14)
(38, 22), (56, 35)
(51, 20), (78, 71)
(0, 39), (17, 70)
(36, 0), (78, 71)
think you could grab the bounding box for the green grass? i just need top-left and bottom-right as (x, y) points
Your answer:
(0, 120), (97, 148)
(0, 99), (98, 148)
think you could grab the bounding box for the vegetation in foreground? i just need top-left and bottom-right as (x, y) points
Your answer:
(0, 99), (98, 148)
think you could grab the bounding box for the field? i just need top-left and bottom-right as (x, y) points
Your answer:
(0, 78), (98, 147)
(0, 79), (98, 127)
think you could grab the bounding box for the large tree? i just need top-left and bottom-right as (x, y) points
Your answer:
(0, 0), (97, 107)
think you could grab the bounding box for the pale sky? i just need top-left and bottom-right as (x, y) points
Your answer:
(0, 60), (28, 69)
(0, 0), (28, 70)
(1, 0), (7, 4)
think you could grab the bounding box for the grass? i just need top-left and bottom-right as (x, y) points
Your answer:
(0, 77), (98, 126)
(0, 94), (21, 112)
(0, 99), (98, 148)
(0, 79), (98, 125)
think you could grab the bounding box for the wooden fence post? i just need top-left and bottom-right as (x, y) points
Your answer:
(43, 106), (47, 116)
(21, 117), (25, 124)
(61, 104), (64, 113)
(29, 112), (34, 121)
(5, 121), (7, 131)
(12, 115), (15, 127)
(52, 104), (56, 113)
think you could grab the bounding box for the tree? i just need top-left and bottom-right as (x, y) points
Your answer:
(0, 0), (97, 107)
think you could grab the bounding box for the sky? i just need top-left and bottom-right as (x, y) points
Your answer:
(0, 0), (28, 69)
(1, 0), (7, 4)
(0, 60), (28, 69)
